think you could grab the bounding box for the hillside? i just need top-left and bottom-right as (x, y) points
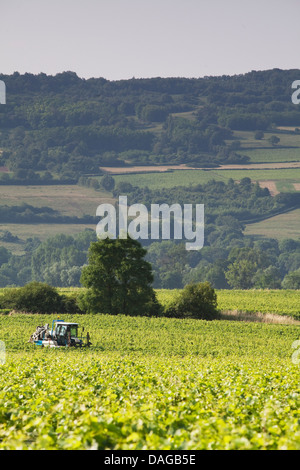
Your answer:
(1, 68), (300, 180)
(1, 69), (300, 290)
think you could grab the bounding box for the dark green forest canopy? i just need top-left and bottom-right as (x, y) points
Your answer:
(1, 69), (300, 180)
(114, 178), (300, 223)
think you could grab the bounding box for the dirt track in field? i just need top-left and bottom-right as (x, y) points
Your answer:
(100, 164), (190, 174)
(100, 161), (300, 174)
(216, 162), (300, 170)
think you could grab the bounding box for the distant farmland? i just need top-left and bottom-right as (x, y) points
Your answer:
(113, 167), (300, 191)
(0, 185), (114, 217)
(0, 184), (113, 254)
(244, 208), (300, 240)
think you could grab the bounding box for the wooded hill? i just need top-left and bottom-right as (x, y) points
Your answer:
(1, 68), (300, 182)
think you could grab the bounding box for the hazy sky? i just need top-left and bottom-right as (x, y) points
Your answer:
(1, 0), (300, 80)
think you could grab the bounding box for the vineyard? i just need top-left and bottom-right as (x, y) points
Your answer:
(55, 287), (300, 319)
(1, 287), (300, 449)
(155, 289), (300, 320)
(4, 287), (299, 319)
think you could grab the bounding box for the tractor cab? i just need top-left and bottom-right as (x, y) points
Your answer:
(53, 320), (79, 347)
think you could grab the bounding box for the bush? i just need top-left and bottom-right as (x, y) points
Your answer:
(0, 282), (82, 314)
(164, 282), (219, 320)
(60, 292), (84, 314)
(101, 174), (115, 191)
(254, 130), (264, 140)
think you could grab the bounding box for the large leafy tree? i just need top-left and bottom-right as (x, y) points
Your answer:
(282, 270), (300, 289)
(225, 247), (270, 289)
(79, 237), (160, 316)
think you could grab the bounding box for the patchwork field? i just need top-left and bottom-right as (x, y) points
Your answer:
(1, 128), (300, 257)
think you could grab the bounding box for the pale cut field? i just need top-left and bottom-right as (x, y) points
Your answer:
(257, 181), (279, 196)
(0, 185), (114, 217)
(244, 208), (300, 240)
(102, 161), (300, 175)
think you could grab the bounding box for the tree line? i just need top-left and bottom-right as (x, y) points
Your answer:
(0, 237), (219, 320)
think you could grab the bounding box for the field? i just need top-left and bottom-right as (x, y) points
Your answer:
(1, 125), (300, 449)
(245, 208), (300, 240)
(0, 223), (96, 255)
(106, 129), (300, 202)
(0, 185), (113, 217)
(0, 184), (112, 254)
(231, 130), (300, 157)
(156, 288), (300, 320)
(1, 287), (300, 320)
(113, 167), (300, 191)
(1, 128), (300, 254)
(242, 148), (300, 164)
(2, 165), (300, 254)
(216, 289), (300, 319)
(1, 289), (300, 450)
